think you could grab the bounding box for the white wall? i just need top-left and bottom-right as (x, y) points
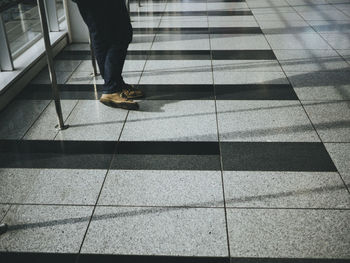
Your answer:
(65, 0), (89, 43)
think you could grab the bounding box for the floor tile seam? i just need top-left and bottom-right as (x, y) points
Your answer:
(286, 1), (350, 66)
(0, 205), (11, 223)
(248, 4), (325, 147)
(1, 202), (350, 211)
(206, 2), (231, 260)
(319, 1), (350, 20)
(19, 100), (52, 141)
(234, 1), (350, 200)
(53, 99), (80, 141)
(94, 205), (350, 211)
(323, 145), (350, 195)
(138, 1), (169, 85)
(257, 3), (349, 196)
(0, 203), (95, 207)
(76, 109), (131, 258)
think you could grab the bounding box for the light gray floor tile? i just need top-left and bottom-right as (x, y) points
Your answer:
(209, 16), (258, 28)
(64, 44), (89, 51)
(53, 60), (81, 72)
(227, 209), (350, 258)
(124, 60), (147, 72)
(207, 2), (249, 11)
(210, 34), (271, 50)
(131, 3), (166, 12)
(217, 100), (319, 142)
(246, 0), (290, 8)
(152, 34), (210, 50)
(0, 205), (93, 253)
(81, 207), (228, 257)
(224, 171), (350, 208)
(66, 71), (93, 85)
(0, 205), (10, 222)
(213, 60), (283, 72)
(213, 71), (289, 85)
(99, 170), (224, 207)
(140, 60), (213, 84)
(287, 0), (328, 5)
(165, 3), (207, 12)
(287, 71), (350, 100)
(303, 101), (350, 142)
(131, 17), (161, 28)
(275, 49), (350, 72)
(0, 168), (105, 205)
(31, 70), (72, 84)
(265, 33), (332, 49)
(121, 100), (218, 141)
(320, 33), (350, 49)
(297, 10), (350, 21)
(56, 100), (128, 141)
(325, 143), (350, 186)
(251, 6), (297, 15)
(74, 60), (98, 73)
(160, 16), (208, 28)
(308, 20), (350, 34)
(0, 100), (50, 140)
(24, 100), (77, 140)
(252, 8), (304, 21)
(128, 34), (155, 50)
(258, 20), (315, 34)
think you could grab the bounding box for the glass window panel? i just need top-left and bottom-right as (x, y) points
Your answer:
(2, 2), (42, 58)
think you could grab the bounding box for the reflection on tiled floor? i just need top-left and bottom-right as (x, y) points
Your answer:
(0, 0), (350, 262)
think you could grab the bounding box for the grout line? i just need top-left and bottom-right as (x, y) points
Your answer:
(207, 1), (231, 260)
(283, 1), (350, 193)
(0, 204), (12, 223)
(53, 99), (80, 141)
(75, 109), (130, 261)
(19, 99), (52, 140)
(136, 0), (169, 85)
(287, 2), (350, 67)
(0, 202), (349, 211)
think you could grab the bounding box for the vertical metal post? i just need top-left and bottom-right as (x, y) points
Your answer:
(37, 0), (68, 130)
(89, 34), (98, 77)
(0, 224), (7, 235)
(44, 0), (60, 32)
(0, 13), (14, 71)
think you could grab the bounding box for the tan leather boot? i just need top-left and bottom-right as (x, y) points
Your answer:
(99, 92), (139, 110)
(122, 84), (145, 99)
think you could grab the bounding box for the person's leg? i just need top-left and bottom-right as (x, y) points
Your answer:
(75, 1), (138, 109)
(75, 1), (108, 79)
(102, 44), (128, 94)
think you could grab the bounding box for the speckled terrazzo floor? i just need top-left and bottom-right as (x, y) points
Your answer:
(0, 0), (350, 262)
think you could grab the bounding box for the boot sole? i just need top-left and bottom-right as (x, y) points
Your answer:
(100, 99), (139, 110)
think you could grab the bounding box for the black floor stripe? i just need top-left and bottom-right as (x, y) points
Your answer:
(130, 10), (253, 16)
(1, 252), (348, 263)
(0, 252), (77, 263)
(20, 84), (297, 100)
(215, 84), (298, 100)
(56, 50), (276, 60)
(221, 142), (337, 172)
(0, 140), (337, 171)
(0, 140), (116, 170)
(212, 50), (276, 60)
(132, 0), (245, 2)
(133, 27), (262, 34)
